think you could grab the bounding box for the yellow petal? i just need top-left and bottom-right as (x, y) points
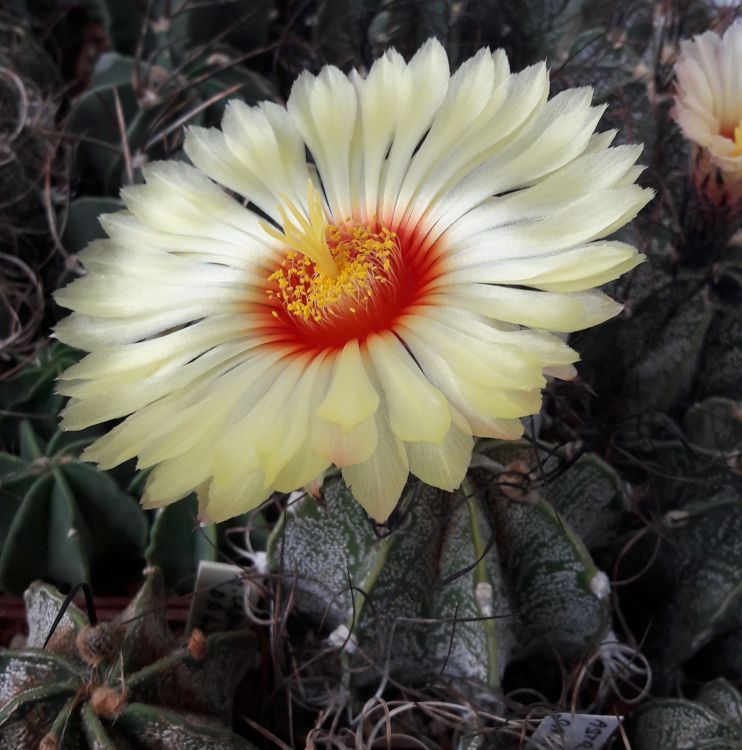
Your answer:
(406, 408), (473, 491)
(311, 415), (378, 467)
(315, 340), (379, 428)
(366, 332), (450, 444)
(342, 407), (408, 522)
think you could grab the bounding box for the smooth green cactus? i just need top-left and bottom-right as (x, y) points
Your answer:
(628, 678), (742, 750)
(266, 445), (617, 692)
(0, 421), (147, 594)
(0, 568), (259, 748)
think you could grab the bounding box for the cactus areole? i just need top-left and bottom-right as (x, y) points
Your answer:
(55, 38), (650, 523)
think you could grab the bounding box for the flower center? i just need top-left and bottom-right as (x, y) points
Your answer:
(260, 182), (434, 350)
(267, 222), (399, 323)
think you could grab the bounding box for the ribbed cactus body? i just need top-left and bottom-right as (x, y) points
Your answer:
(267, 444), (620, 692)
(0, 421), (147, 595)
(0, 568), (259, 748)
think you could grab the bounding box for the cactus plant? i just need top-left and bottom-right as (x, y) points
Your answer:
(620, 490), (742, 691)
(266, 444), (621, 693)
(145, 495), (218, 592)
(628, 678), (742, 750)
(0, 420), (147, 594)
(0, 567), (259, 748)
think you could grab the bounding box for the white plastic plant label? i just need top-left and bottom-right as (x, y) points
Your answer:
(525, 713), (622, 750)
(186, 561), (248, 634)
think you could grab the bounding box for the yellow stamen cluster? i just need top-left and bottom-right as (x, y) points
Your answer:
(261, 180), (339, 279)
(268, 223), (398, 323)
(733, 120), (742, 157)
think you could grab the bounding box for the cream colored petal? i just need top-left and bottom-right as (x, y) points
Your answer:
(141, 446), (210, 509)
(81, 347), (285, 468)
(682, 31), (723, 118)
(457, 378), (543, 419)
(73, 240), (264, 289)
(426, 88), (603, 234)
(255, 356), (329, 485)
(443, 144), (644, 240)
(441, 240), (645, 290)
(379, 37), (450, 222)
(184, 125), (281, 219)
(437, 285), (623, 332)
(676, 58), (713, 113)
(126, 161), (260, 241)
(400, 61), (547, 232)
(396, 314), (547, 390)
(204, 468), (271, 523)
(392, 47), (496, 225)
(134, 350), (287, 468)
(271, 442), (330, 494)
(287, 65), (357, 220)
(211, 359), (303, 488)
(584, 129), (617, 153)
(219, 100), (312, 213)
(415, 305), (578, 366)
(55, 307), (234, 350)
(311, 415), (378, 467)
(341, 406), (408, 522)
(59, 316), (247, 382)
(443, 185), (652, 266)
(63, 339), (278, 432)
(544, 364), (577, 380)
(405, 407), (473, 491)
(366, 332), (450, 444)
(450, 185), (653, 267)
(314, 340), (379, 428)
(55, 272), (250, 319)
(395, 324), (525, 440)
(101, 213), (279, 271)
(354, 48), (407, 221)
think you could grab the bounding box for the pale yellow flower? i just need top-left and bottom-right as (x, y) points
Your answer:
(673, 22), (742, 178)
(55, 40), (651, 523)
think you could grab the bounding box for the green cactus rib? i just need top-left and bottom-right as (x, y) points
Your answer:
(0, 420), (147, 594)
(0, 568), (259, 748)
(464, 479), (501, 690)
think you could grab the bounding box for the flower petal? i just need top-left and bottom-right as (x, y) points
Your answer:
(311, 415), (378, 467)
(436, 285), (623, 332)
(342, 406), (409, 522)
(314, 340), (379, 428)
(441, 240), (644, 290)
(287, 66), (358, 219)
(366, 332), (450, 444)
(405, 407), (473, 491)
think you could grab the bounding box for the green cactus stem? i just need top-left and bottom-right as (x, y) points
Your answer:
(0, 568), (259, 748)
